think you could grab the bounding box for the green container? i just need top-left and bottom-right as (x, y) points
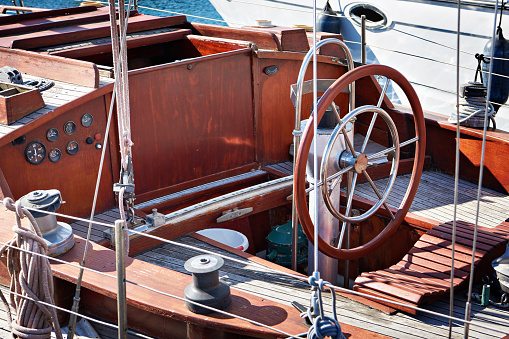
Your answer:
(266, 221), (307, 267)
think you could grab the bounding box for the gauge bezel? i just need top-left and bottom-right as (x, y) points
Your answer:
(25, 140), (47, 165)
(46, 127), (59, 142)
(48, 148), (62, 163)
(64, 121), (77, 135)
(81, 113), (94, 127)
(66, 141), (79, 155)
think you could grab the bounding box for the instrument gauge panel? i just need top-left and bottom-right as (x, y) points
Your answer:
(25, 141), (46, 165)
(66, 141), (79, 155)
(48, 148), (62, 163)
(81, 113), (93, 127)
(64, 121), (76, 135)
(46, 128), (59, 142)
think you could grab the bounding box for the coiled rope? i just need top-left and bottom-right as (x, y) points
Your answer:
(0, 197), (62, 339)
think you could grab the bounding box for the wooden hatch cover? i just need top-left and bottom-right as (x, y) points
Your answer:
(352, 221), (509, 314)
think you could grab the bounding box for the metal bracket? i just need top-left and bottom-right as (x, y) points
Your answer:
(113, 155), (135, 196)
(216, 207), (253, 223)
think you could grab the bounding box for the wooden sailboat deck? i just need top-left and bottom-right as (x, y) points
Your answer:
(354, 170), (509, 229)
(132, 235), (509, 339)
(0, 73), (113, 139)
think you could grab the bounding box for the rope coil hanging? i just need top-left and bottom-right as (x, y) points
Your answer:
(0, 197), (62, 339)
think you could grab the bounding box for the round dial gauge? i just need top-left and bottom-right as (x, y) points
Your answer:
(81, 113), (94, 127)
(64, 121), (76, 135)
(66, 141), (79, 155)
(46, 127), (59, 142)
(48, 148), (62, 163)
(25, 141), (46, 165)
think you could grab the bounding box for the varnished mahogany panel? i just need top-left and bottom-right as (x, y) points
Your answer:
(0, 96), (115, 219)
(128, 50), (255, 196)
(255, 56), (346, 164)
(425, 122), (509, 193)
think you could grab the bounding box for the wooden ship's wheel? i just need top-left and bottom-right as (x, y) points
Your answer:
(294, 64), (427, 260)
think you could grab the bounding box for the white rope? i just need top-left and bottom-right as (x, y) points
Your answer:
(118, 0), (133, 171)
(0, 198), (62, 339)
(67, 1), (134, 336)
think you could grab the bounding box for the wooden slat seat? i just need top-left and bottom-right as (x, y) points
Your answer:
(353, 221), (509, 314)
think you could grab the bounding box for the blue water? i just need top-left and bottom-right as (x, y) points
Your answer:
(0, 0), (226, 25)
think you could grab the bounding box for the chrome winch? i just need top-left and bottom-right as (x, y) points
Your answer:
(19, 189), (74, 257)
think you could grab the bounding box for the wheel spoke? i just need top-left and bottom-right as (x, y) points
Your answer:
(359, 79), (389, 154)
(331, 102), (341, 122)
(377, 77), (390, 108)
(337, 172), (358, 248)
(367, 136), (419, 161)
(362, 170), (395, 220)
(306, 164), (354, 194)
(360, 113), (378, 154)
(341, 127), (356, 157)
(331, 104), (356, 156)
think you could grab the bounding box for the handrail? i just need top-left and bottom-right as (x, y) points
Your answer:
(290, 38), (355, 270)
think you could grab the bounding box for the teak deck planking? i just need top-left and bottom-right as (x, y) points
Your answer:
(354, 170), (509, 228)
(134, 235), (509, 339)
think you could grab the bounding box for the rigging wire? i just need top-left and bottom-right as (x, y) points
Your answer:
(448, 0), (462, 336)
(464, 0), (501, 337)
(2, 192), (509, 333)
(2, 234), (508, 335)
(67, 0), (133, 336)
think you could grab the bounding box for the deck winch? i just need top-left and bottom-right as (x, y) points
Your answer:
(184, 254), (231, 314)
(266, 220), (307, 266)
(449, 81), (495, 128)
(19, 189), (74, 256)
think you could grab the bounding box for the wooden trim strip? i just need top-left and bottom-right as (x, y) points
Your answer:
(9, 15), (187, 50)
(191, 22), (280, 51)
(129, 47), (252, 77)
(50, 29), (192, 59)
(0, 10), (115, 37)
(0, 6), (94, 24)
(0, 48), (99, 88)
